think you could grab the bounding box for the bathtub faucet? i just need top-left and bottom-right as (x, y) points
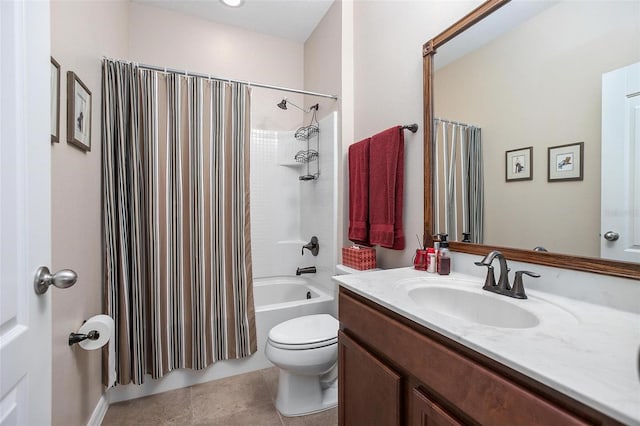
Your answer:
(296, 266), (317, 276)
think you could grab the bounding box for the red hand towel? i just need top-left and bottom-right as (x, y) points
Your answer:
(369, 126), (405, 250)
(348, 138), (370, 245)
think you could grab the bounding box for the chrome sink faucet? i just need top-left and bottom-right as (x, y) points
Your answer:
(474, 250), (539, 299)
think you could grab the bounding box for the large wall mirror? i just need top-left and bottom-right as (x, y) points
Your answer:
(422, 0), (640, 279)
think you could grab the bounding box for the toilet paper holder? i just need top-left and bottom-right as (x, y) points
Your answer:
(68, 330), (100, 346)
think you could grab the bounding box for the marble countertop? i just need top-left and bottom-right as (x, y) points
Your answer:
(333, 267), (640, 425)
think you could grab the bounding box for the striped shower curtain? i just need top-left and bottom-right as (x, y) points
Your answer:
(434, 120), (484, 243)
(102, 60), (256, 385)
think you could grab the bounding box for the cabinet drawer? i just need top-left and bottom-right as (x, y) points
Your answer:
(339, 290), (592, 426)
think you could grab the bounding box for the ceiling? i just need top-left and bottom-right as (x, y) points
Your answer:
(132, 0), (334, 43)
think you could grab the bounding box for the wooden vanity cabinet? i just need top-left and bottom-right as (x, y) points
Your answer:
(338, 288), (622, 426)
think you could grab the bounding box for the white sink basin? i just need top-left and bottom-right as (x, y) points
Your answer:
(408, 286), (540, 329)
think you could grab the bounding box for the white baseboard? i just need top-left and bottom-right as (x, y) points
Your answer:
(86, 394), (108, 426)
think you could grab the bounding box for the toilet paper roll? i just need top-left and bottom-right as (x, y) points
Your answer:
(77, 314), (114, 351)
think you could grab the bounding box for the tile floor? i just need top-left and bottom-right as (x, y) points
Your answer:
(102, 367), (338, 426)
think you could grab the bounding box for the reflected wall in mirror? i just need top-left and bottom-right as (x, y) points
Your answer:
(434, 0), (639, 259)
(423, 0), (640, 279)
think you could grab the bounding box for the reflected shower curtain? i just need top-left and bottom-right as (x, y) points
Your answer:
(467, 127), (484, 244)
(102, 60), (256, 385)
(434, 120), (484, 243)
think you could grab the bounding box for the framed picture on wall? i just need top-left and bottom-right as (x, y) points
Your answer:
(50, 57), (60, 143)
(66, 71), (92, 152)
(548, 142), (584, 182)
(505, 146), (533, 182)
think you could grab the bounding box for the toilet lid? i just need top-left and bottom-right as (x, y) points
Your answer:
(268, 314), (338, 347)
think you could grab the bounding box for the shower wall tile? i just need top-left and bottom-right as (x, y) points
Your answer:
(251, 113), (337, 285)
(276, 130), (304, 167)
(250, 129), (302, 278)
(300, 113), (338, 297)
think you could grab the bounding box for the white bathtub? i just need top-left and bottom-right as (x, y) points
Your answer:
(254, 276), (333, 311)
(253, 276), (335, 368)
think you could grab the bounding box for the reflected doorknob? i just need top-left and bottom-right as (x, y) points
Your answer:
(603, 231), (620, 242)
(33, 266), (78, 295)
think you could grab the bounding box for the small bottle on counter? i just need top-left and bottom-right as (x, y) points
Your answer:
(437, 233), (451, 275)
(426, 248), (436, 273)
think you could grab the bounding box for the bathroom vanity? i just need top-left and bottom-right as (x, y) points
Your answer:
(335, 268), (640, 426)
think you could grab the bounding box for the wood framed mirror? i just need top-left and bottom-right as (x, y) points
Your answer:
(422, 0), (640, 280)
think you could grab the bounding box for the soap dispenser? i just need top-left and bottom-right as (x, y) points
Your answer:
(437, 233), (451, 275)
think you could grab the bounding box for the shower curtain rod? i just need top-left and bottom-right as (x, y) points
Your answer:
(103, 57), (339, 100)
(435, 117), (476, 128)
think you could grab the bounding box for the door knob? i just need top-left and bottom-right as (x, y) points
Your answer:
(603, 231), (619, 242)
(33, 266), (78, 295)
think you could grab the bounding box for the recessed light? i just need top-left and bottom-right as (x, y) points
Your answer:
(220, 0), (244, 7)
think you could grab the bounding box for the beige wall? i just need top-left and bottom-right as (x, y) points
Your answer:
(128, 2), (305, 132)
(50, 1), (129, 425)
(349, 0), (481, 268)
(304, 0), (343, 261)
(304, 0), (342, 117)
(435, 1), (640, 257)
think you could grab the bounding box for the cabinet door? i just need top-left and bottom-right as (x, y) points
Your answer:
(338, 330), (402, 426)
(411, 387), (462, 426)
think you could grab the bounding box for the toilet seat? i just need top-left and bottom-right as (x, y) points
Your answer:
(268, 337), (337, 350)
(267, 314), (338, 350)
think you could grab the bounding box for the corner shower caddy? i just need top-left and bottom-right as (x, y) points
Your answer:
(294, 104), (320, 180)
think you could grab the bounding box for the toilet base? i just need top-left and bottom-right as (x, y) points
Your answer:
(274, 370), (338, 417)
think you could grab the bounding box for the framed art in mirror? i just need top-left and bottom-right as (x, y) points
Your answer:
(50, 57), (60, 144)
(548, 142), (583, 182)
(505, 146), (532, 182)
(66, 71), (91, 152)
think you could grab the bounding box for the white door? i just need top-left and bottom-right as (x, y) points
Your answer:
(0, 1), (52, 425)
(601, 62), (640, 262)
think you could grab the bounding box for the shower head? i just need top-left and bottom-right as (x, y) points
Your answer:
(276, 98), (319, 113)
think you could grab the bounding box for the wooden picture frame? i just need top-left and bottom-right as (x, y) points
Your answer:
(548, 142), (583, 182)
(66, 71), (92, 152)
(50, 57), (60, 143)
(505, 146), (533, 182)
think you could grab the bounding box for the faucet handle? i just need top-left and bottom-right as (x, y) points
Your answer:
(482, 265), (497, 290)
(302, 236), (319, 256)
(475, 261), (497, 289)
(512, 270), (540, 299)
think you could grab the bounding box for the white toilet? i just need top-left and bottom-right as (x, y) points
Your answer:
(265, 313), (339, 417)
(265, 264), (379, 417)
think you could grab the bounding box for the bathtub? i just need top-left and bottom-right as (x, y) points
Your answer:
(254, 276), (333, 311)
(253, 276), (335, 368)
